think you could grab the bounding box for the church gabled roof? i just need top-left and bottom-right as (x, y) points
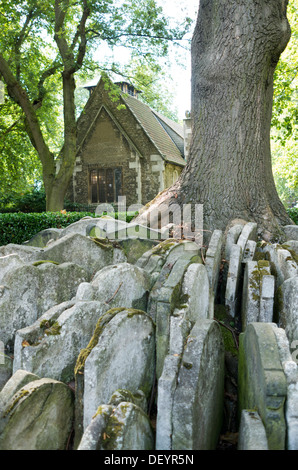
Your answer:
(78, 78), (186, 168)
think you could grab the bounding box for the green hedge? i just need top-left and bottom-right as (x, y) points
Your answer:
(0, 211), (138, 246)
(288, 207), (298, 225)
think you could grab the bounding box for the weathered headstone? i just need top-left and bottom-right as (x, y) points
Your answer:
(225, 244), (242, 318)
(273, 325), (298, 450)
(13, 300), (110, 383)
(156, 354), (181, 450)
(241, 260), (271, 329)
(225, 224), (244, 261)
(238, 322), (287, 450)
(263, 244), (297, 288)
(76, 262), (152, 311)
(0, 262), (88, 349)
(238, 410), (269, 450)
(205, 230), (223, 317)
(98, 402), (154, 450)
(38, 233), (126, 278)
(171, 319), (225, 450)
(277, 276), (298, 347)
(237, 222), (258, 253)
(24, 228), (62, 247)
(284, 225), (298, 242)
(259, 274), (275, 323)
(83, 309), (155, 429)
(0, 377), (74, 450)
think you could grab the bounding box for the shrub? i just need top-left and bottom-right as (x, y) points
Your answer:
(0, 211), (138, 246)
(287, 207), (298, 225)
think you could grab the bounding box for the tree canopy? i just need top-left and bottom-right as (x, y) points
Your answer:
(0, 0), (192, 210)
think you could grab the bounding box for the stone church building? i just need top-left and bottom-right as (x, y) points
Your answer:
(67, 77), (191, 209)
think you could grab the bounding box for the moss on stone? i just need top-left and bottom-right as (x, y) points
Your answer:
(91, 237), (121, 251)
(74, 308), (126, 376)
(40, 319), (61, 336)
(33, 260), (59, 267)
(151, 239), (178, 255)
(3, 389), (30, 417)
(214, 304), (238, 357)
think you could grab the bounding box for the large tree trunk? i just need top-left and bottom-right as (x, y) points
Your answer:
(136, 0), (293, 241)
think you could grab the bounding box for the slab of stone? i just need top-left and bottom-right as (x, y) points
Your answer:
(117, 238), (159, 264)
(24, 228), (62, 247)
(0, 254), (25, 284)
(172, 319), (225, 450)
(205, 230), (223, 317)
(86, 217), (129, 239)
(181, 263), (210, 325)
(13, 300), (110, 383)
(135, 239), (180, 270)
(107, 223), (162, 241)
(83, 309), (155, 429)
(241, 260), (271, 330)
(242, 240), (257, 263)
(238, 410), (269, 450)
(277, 276), (298, 347)
(225, 224), (244, 261)
(77, 404), (113, 450)
(241, 261), (259, 328)
(238, 322), (287, 450)
(76, 263), (152, 311)
(263, 243), (297, 288)
(284, 225), (298, 242)
(58, 217), (102, 238)
(0, 262), (88, 349)
(0, 377), (74, 450)
(152, 255), (199, 379)
(225, 244), (242, 318)
(156, 354), (181, 450)
(284, 240), (298, 254)
(39, 233), (126, 278)
(273, 325), (298, 450)
(0, 370), (40, 413)
(0, 244), (42, 263)
(0, 351), (13, 393)
(169, 315), (192, 357)
(108, 389), (147, 413)
(99, 402), (154, 450)
(237, 222), (258, 252)
(259, 275), (275, 323)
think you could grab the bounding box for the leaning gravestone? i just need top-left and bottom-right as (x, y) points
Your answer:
(98, 402), (154, 450)
(276, 276), (298, 347)
(82, 309), (155, 430)
(171, 319), (225, 450)
(38, 233), (126, 278)
(13, 300), (110, 383)
(76, 262), (152, 311)
(238, 322), (287, 450)
(0, 376), (74, 450)
(0, 262), (88, 349)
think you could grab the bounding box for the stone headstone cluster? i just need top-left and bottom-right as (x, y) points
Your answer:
(0, 215), (297, 450)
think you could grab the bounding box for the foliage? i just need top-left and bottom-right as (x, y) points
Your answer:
(0, 210), (138, 245)
(271, 2), (298, 207)
(287, 206), (298, 225)
(0, 0), (192, 210)
(0, 187), (46, 213)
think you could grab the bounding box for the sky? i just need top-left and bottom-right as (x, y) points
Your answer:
(155, 0), (199, 120)
(89, 0), (199, 122)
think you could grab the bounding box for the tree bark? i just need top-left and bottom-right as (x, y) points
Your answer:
(136, 0), (294, 241)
